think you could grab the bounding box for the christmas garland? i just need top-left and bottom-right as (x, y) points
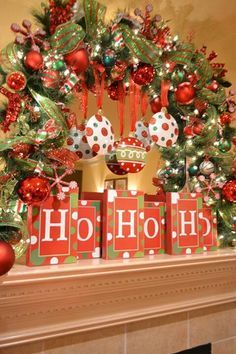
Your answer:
(0, 0), (235, 272)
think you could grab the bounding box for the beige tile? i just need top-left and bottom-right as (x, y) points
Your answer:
(127, 313), (188, 354)
(213, 337), (236, 354)
(189, 302), (236, 347)
(43, 326), (125, 354)
(0, 341), (43, 354)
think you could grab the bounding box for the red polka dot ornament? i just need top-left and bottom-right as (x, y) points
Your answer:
(134, 120), (153, 152)
(85, 113), (115, 156)
(66, 124), (97, 160)
(149, 109), (179, 148)
(105, 149), (128, 176)
(116, 137), (146, 173)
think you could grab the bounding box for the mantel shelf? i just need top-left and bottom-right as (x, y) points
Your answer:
(1, 249), (236, 348)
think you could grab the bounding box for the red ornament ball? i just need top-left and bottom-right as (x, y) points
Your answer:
(150, 96), (162, 113)
(17, 176), (50, 205)
(132, 64), (155, 86)
(183, 125), (194, 137)
(222, 180), (236, 202)
(6, 71), (27, 91)
(10, 143), (34, 159)
(0, 241), (15, 276)
(41, 69), (60, 89)
(64, 48), (89, 73)
(175, 82), (196, 105)
(220, 112), (232, 125)
(107, 82), (119, 100)
(192, 122), (204, 135)
(24, 51), (44, 71)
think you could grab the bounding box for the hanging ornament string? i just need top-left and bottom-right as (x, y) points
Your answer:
(141, 91), (149, 117)
(130, 78), (141, 132)
(117, 81), (125, 137)
(92, 63), (106, 110)
(161, 80), (171, 107)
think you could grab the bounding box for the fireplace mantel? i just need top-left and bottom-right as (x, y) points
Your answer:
(0, 249), (236, 348)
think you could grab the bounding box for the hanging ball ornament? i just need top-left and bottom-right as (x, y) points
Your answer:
(0, 241), (15, 276)
(150, 96), (162, 113)
(116, 137), (146, 173)
(107, 82), (119, 101)
(149, 109), (179, 147)
(17, 176), (50, 205)
(222, 179), (236, 202)
(206, 80), (219, 92)
(192, 121), (204, 135)
(132, 63), (155, 86)
(41, 69), (61, 89)
(220, 112), (232, 125)
(174, 82), (196, 105)
(188, 165), (199, 176)
(218, 138), (232, 153)
(103, 49), (116, 67)
(183, 125), (194, 138)
(10, 143), (34, 159)
(199, 160), (215, 176)
(64, 48), (89, 73)
(6, 71), (27, 91)
(52, 60), (66, 71)
(105, 150), (128, 176)
(24, 51), (44, 71)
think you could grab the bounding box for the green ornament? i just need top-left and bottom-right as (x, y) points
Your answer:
(188, 165), (198, 176)
(218, 139), (231, 153)
(103, 49), (116, 67)
(171, 70), (185, 83)
(52, 60), (66, 71)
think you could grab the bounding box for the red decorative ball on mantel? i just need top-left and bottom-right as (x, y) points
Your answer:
(6, 71), (27, 91)
(24, 51), (44, 71)
(150, 96), (162, 113)
(64, 48), (89, 73)
(17, 176), (50, 205)
(132, 64), (155, 86)
(0, 241), (15, 276)
(174, 82), (196, 105)
(222, 179), (236, 202)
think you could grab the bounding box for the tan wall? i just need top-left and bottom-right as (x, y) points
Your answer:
(0, 0), (235, 193)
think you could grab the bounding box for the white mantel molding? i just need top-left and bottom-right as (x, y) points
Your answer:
(0, 249), (236, 348)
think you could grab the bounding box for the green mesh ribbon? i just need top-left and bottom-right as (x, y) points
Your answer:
(198, 87), (226, 106)
(194, 105), (218, 145)
(119, 24), (162, 65)
(29, 88), (68, 131)
(83, 0), (106, 38)
(0, 42), (25, 73)
(194, 52), (213, 89)
(168, 43), (195, 67)
(50, 22), (85, 54)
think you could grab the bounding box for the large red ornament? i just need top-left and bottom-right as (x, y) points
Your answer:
(6, 71), (27, 91)
(10, 143), (34, 159)
(116, 137), (146, 173)
(17, 176), (50, 205)
(24, 51), (44, 71)
(220, 112), (232, 125)
(150, 96), (162, 113)
(174, 82), (196, 105)
(64, 48), (89, 73)
(132, 64), (154, 86)
(222, 180), (236, 202)
(41, 69), (60, 89)
(0, 241), (15, 276)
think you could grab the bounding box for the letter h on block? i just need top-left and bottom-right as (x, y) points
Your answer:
(166, 192), (203, 255)
(102, 189), (144, 260)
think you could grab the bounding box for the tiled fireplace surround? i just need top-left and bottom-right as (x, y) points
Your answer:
(0, 250), (235, 354)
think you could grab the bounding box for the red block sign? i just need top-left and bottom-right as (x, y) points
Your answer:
(144, 202), (165, 255)
(77, 200), (101, 259)
(166, 192), (203, 255)
(199, 206), (218, 251)
(27, 186), (78, 266)
(103, 190), (144, 259)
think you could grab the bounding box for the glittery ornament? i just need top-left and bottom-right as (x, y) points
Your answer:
(49, 0), (77, 34)
(150, 96), (162, 113)
(220, 112), (232, 125)
(0, 241), (15, 276)
(10, 143), (34, 159)
(0, 86), (21, 132)
(107, 82), (119, 100)
(174, 82), (195, 105)
(64, 48), (89, 73)
(41, 69), (60, 89)
(52, 60), (66, 71)
(6, 71), (26, 91)
(199, 160), (215, 176)
(116, 137), (146, 173)
(132, 63), (155, 86)
(24, 51), (44, 71)
(134, 120), (153, 151)
(17, 176), (50, 204)
(149, 110), (179, 147)
(222, 180), (236, 202)
(218, 139), (231, 153)
(105, 151), (128, 176)
(85, 114), (114, 156)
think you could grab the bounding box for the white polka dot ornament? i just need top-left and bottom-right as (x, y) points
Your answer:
(149, 109), (179, 148)
(66, 124), (97, 160)
(116, 137), (146, 173)
(134, 120), (153, 152)
(85, 113), (115, 155)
